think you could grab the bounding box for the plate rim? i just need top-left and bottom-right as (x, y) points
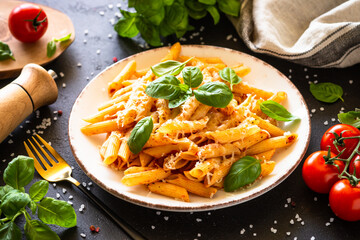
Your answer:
(68, 44), (311, 212)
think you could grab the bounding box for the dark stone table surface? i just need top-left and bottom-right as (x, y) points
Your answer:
(1, 0), (360, 239)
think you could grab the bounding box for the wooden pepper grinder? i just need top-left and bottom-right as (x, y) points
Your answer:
(0, 64), (58, 143)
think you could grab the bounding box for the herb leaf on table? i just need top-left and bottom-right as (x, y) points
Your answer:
(0, 156), (77, 240)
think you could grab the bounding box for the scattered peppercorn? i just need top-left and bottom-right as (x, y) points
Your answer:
(113, 57), (118, 63)
(96, 227), (100, 233)
(58, 110), (63, 116)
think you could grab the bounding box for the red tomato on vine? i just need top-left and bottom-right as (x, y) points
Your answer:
(329, 179), (360, 221)
(8, 3), (48, 43)
(302, 151), (345, 194)
(320, 124), (360, 159)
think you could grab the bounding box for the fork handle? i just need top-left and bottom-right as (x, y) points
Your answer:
(77, 184), (147, 240)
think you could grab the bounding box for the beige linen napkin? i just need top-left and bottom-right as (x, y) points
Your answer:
(229, 0), (360, 68)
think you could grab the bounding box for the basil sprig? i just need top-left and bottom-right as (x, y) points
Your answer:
(219, 67), (241, 90)
(47, 33), (72, 58)
(260, 100), (299, 122)
(127, 116), (153, 154)
(0, 41), (15, 61)
(224, 156), (261, 192)
(338, 109), (360, 128)
(146, 63), (233, 108)
(310, 82), (344, 103)
(151, 58), (192, 77)
(0, 156), (76, 240)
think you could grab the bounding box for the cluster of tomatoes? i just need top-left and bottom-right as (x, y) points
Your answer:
(302, 124), (360, 221)
(8, 3), (48, 43)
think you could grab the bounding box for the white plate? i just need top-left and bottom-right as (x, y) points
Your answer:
(68, 45), (311, 212)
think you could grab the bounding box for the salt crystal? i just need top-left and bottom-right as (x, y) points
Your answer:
(82, 182), (87, 187)
(331, 118), (336, 122)
(341, 107), (345, 111)
(287, 232), (291, 236)
(59, 72), (65, 77)
(314, 80), (318, 84)
(197, 233), (201, 237)
(62, 188), (67, 194)
(311, 109), (316, 113)
(99, 11), (105, 16)
(10, 153), (14, 157)
(253, 233), (257, 236)
(83, 39), (87, 44)
(330, 218), (334, 222)
(80, 233), (86, 238)
(310, 237), (315, 240)
(88, 182), (93, 186)
(77, 63), (82, 67)
(151, 225), (155, 229)
(301, 221), (305, 225)
(325, 222), (330, 226)
(164, 216), (169, 221)
(305, 75), (309, 79)
(314, 197), (318, 201)
(304, 68), (308, 71)
(8, 139), (13, 144)
(274, 220), (277, 224)
(208, 212), (211, 215)
(233, 38), (238, 42)
(109, 19), (115, 25)
(156, 211), (161, 215)
(53, 183), (56, 187)
(249, 224), (253, 228)
(324, 121), (329, 126)
(284, 204), (288, 208)
(289, 69), (292, 73)
(200, 26), (205, 32)
(196, 218), (202, 222)
(69, 195), (73, 200)
(67, 201), (73, 205)
(287, 198), (291, 203)
(96, 49), (101, 54)
(240, 228), (245, 234)
(290, 219), (294, 224)
(108, 34), (113, 39)
(108, 4), (114, 9)
(349, 80), (353, 84)
(116, 3), (121, 8)
(62, 83), (66, 88)
(84, 30), (88, 35)
(56, 193), (60, 199)
(320, 107), (324, 111)
(226, 34), (233, 40)
(80, 204), (85, 209)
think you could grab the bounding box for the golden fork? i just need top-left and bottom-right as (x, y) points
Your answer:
(24, 134), (146, 240)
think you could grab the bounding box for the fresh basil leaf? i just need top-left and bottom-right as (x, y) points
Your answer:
(187, 8), (207, 20)
(127, 116), (153, 154)
(135, 16), (162, 47)
(0, 221), (22, 240)
(0, 42), (15, 61)
(0, 189), (31, 218)
(185, 0), (206, 11)
(218, 0), (241, 17)
(310, 82), (344, 103)
(162, 1), (189, 38)
(182, 67), (203, 88)
(28, 200), (37, 215)
(179, 83), (190, 92)
(0, 185), (14, 200)
(260, 100), (299, 122)
(193, 82), (233, 108)
(4, 156), (34, 189)
(338, 110), (360, 128)
(46, 40), (56, 58)
(114, 10), (139, 38)
(29, 180), (49, 202)
(199, 0), (216, 5)
(146, 75), (182, 100)
(224, 156), (261, 192)
(38, 197), (77, 228)
(134, 0), (164, 26)
(219, 67), (241, 90)
(25, 219), (60, 240)
(151, 58), (192, 77)
(169, 92), (191, 109)
(54, 33), (71, 42)
(206, 5), (220, 24)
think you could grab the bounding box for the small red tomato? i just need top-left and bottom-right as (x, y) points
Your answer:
(320, 124), (360, 159)
(349, 155), (360, 178)
(8, 3), (48, 43)
(302, 151), (345, 194)
(329, 179), (360, 221)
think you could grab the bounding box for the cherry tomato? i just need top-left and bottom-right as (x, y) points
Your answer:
(320, 124), (360, 159)
(8, 3), (48, 43)
(302, 151), (345, 194)
(349, 155), (360, 178)
(329, 179), (360, 221)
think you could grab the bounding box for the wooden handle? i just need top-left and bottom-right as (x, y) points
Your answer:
(0, 64), (58, 143)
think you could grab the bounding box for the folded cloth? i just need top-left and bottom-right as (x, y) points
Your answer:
(229, 0), (360, 68)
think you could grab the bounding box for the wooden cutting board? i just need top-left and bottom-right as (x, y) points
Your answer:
(0, 0), (75, 79)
